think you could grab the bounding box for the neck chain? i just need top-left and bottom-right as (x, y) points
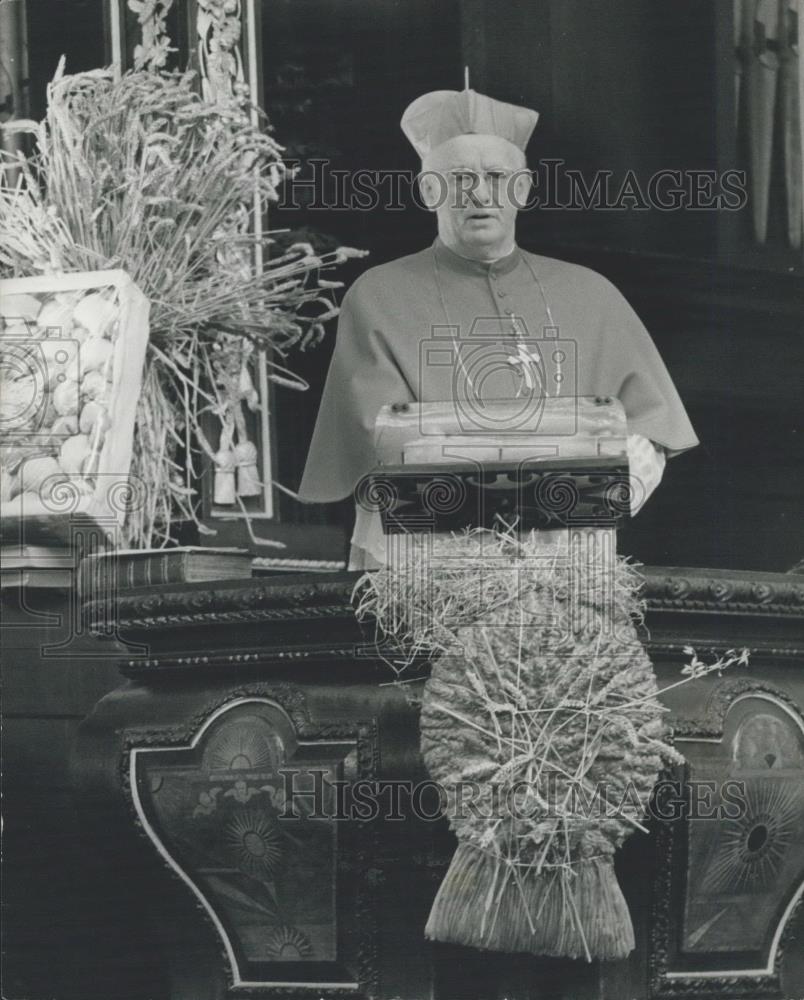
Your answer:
(432, 246), (559, 396)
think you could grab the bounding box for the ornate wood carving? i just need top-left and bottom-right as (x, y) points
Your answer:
(671, 680), (804, 740)
(79, 565), (804, 675)
(650, 685), (804, 999)
(74, 559), (804, 998)
(127, 0), (175, 70)
(641, 567), (804, 617)
(121, 683), (380, 997)
(87, 566), (804, 633)
(195, 0), (247, 104)
(366, 459), (630, 534)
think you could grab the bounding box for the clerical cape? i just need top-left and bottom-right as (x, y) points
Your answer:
(298, 238), (698, 503)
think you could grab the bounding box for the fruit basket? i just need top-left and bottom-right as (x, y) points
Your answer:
(0, 270), (150, 542)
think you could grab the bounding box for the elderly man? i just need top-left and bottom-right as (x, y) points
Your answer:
(299, 89), (698, 568)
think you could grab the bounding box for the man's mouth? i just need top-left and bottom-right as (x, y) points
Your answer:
(466, 211), (497, 221)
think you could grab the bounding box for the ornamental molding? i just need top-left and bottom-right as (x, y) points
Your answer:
(86, 566), (804, 637)
(670, 679), (803, 740)
(640, 566), (804, 617)
(116, 601), (356, 631)
(123, 645), (368, 674)
(88, 573), (361, 632)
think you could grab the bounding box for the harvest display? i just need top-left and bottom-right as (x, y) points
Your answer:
(0, 65), (361, 546)
(355, 400), (746, 961)
(0, 271), (149, 526)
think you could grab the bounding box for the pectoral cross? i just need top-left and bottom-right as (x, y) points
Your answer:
(504, 313), (561, 397)
(506, 341), (546, 396)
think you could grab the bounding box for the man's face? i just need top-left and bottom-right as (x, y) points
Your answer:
(423, 134), (528, 260)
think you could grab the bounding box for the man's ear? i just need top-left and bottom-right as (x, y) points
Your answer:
(417, 169), (445, 212)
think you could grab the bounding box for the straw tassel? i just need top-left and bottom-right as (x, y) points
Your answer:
(213, 447), (236, 504)
(234, 439), (261, 496)
(425, 844), (634, 960)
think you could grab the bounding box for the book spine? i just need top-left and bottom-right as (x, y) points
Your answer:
(80, 552), (194, 593)
(124, 552), (189, 587)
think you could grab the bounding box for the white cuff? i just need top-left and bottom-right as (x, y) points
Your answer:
(627, 434), (666, 516)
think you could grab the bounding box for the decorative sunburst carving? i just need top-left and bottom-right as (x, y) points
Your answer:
(733, 713), (804, 769)
(703, 779), (802, 892)
(204, 717), (279, 772)
(224, 809), (282, 876)
(264, 925), (314, 961)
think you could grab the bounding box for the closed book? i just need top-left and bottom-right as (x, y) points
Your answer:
(78, 546), (253, 597)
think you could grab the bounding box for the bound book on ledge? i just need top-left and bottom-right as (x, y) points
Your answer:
(77, 546), (254, 598)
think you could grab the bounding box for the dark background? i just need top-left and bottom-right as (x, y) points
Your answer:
(19, 0), (804, 573)
(260, 0), (804, 573)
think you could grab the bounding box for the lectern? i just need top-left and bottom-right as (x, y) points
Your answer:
(364, 395), (630, 534)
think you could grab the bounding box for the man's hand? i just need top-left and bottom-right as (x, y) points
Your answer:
(627, 434), (666, 516)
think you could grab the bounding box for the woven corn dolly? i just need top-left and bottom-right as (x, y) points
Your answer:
(357, 527), (676, 960)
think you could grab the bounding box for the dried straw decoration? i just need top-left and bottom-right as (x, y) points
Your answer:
(357, 528), (747, 958)
(1, 62), (364, 546)
(356, 528), (679, 960)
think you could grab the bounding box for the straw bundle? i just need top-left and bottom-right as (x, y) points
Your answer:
(1, 63), (364, 546)
(356, 528), (678, 960)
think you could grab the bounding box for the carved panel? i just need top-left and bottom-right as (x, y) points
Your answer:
(651, 686), (804, 998)
(125, 688), (379, 996)
(196, 0), (247, 104)
(127, 0), (176, 70)
(364, 460), (630, 534)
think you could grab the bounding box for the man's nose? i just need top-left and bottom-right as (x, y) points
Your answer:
(471, 175), (493, 205)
